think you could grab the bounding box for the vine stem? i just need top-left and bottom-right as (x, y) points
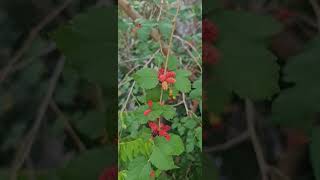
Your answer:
(245, 98), (268, 180)
(159, 1), (181, 105)
(204, 131), (249, 152)
(49, 101), (86, 152)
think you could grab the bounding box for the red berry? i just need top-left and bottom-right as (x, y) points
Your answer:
(159, 74), (166, 82)
(148, 121), (158, 131)
(164, 134), (171, 141)
(147, 100), (153, 108)
(203, 19), (219, 43)
(166, 71), (176, 78)
(166, 77), (176, 84)
(144, 109), (152, 116)
(150, 170), (155, 178)
(158, 68), (165, 76)
(203, 43), (220, 64)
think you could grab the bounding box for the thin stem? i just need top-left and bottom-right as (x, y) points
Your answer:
(10, 58), (65, 180)
(204, 131), (249, 152)
(245, 98), (268, 180)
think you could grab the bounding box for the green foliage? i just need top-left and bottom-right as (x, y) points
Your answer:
(126, 156), (152, 180)
(205, 10), (282, 113)
(119, 138), (153, 162)
(119, 0), (202, 178)
(272, 37), (320, 129)
(133, 68), (159, 89)
(150, 146), (177, 170)
(52, 7), (117, 87)
(174, 69), (192, 93)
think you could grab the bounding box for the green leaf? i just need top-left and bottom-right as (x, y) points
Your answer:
(215, 39), (280, 100)
(136, 19), (154, 41)
(272, 37), (320, 128)
(133, 68), (158, 89)
(150, 146), (177, 170)
(167, 56), (178, 70)
(154, 134), (184, 156)
(209, 10), (282, 40)
(174, 69), (192, 93)
(190, 78), (202, 101)
(160, 105), (176, 120)
(183, 117), (198, 129)
(159, 21), (172, 40)
(195, 127), (202, 150)
(310, 127), (320, 180)
(127, 156), (152, 180)
(52, 7), (117, 87)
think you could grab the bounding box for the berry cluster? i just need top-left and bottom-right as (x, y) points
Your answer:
(148, 121), (171, 141)
(158, 68), (176, 91)
(202, 19), (220, 64)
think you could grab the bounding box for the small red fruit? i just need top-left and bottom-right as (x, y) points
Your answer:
(147, 100), (153, 108)
(166, 77), (176, 84)
(159, 74), (167, 82)
(144, 109), (152, 116)
(150, 170), (155, 178)
(166, 71), (176, 78)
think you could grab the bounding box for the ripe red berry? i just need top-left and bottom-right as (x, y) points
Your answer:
(166, 77), (176, 84)
(158, 68), (165, 76)
(159, 74), (166, 82)
(166, 71), (176, 78)
(203, 19), (219, 43)
(144, 109), (152, 116)
(147, 100), (153, 108)
(203, 43), (220, 64)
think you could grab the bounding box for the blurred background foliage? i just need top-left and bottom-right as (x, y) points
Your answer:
(0, 0), (117, 179)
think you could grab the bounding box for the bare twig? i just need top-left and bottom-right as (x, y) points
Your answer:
(0, 0), (72, 84)
(118, 0), (169, 55)
(120, 81), (136, 113)
(309, 0), (320, 30)
(174, 35), (202, 73)
(49, 101), (86, 152)
(204, 131), (250, 152)
(10, 58), (65, 180)
(245, 98), (268, 180)
(182, 93), (189, 115)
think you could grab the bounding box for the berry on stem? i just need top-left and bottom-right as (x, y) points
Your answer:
(144, 109), (152, 116)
